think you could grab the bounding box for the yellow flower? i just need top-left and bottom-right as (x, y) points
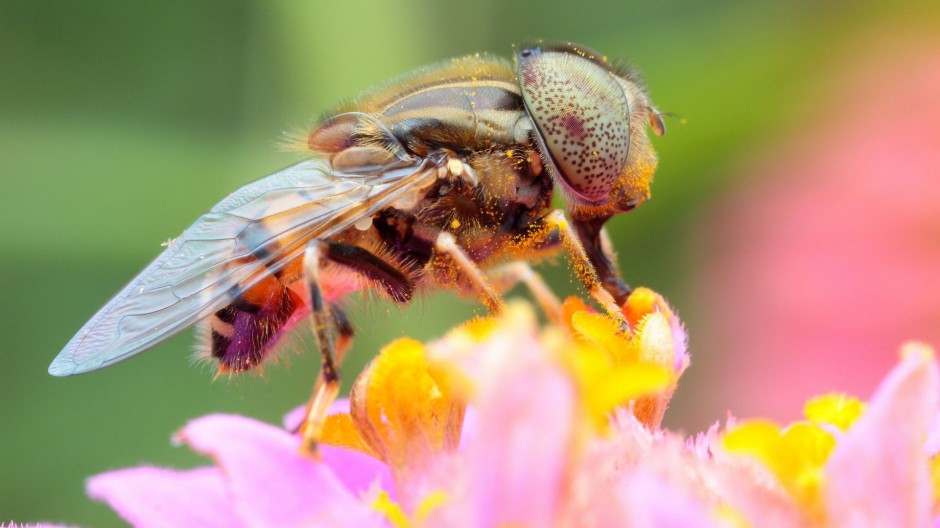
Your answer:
(318, 292), (690, 521)
(723, 420), (835, 519)
(322, 292), (689, 460)
(804, 393), (866, 432)
(322, 337), (465, 483)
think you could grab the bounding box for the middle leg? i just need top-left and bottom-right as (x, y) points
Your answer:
(433, 231), (505, 314)
(486, 261), (563, 324)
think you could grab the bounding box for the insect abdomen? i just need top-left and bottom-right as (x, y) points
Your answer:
(200, 275), (304, 373)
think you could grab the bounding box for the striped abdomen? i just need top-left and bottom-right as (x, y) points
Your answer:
(200, 273), (304, 373)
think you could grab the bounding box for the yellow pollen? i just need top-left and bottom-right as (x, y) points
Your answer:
(373, 492), (409, 528)
(450, 219), (461, 229)
(931, 454), (940, 504)
(415, 490), (448, 524)
(372, 490), (448, 528)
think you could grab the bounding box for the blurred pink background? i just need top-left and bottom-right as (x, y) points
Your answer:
(693, 36), (940, 423)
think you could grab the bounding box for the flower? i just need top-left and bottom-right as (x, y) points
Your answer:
(716, 342), (939, 527)
(87, 408), (398, 527)
(83, 290), (940, 527)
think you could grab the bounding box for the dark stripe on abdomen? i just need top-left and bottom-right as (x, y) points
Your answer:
(208, 281), (302, 372)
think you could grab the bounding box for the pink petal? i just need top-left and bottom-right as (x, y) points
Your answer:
(281, 398), (352, 431)
(177, 413), (383, 527)
(825, 345), (939, 526)
(615, 470), (720, 528)
(707, 453), (803, 528)
(282, 400), (395, 498)
(464, 335), (576, 527)
(457, 406), (478, 448)
(319, 445), (395, 499)
(87, 466), (240, 528)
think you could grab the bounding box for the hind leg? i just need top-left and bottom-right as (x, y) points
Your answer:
(298, 239), (415, 457)
(330, 304), (354, 365)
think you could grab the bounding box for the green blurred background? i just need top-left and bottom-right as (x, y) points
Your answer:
(2, 1), (937, 525)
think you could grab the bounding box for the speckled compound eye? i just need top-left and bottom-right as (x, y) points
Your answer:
(517, 47), (631, 203)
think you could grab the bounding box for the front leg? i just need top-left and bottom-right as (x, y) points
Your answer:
(573, 216), (632, 306)
(541, 210), (630, 326)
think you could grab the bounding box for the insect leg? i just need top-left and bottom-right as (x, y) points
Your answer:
(574, 218), (632, 306)
(434, 231), (505, 313)
(298, 239), (416, 456)
(542, 210), (629, 327)
(487, 261), (563, 324)
(599, 227), (621, 276)
(330, 304), (355, 365)
(299, 240), (340, 457)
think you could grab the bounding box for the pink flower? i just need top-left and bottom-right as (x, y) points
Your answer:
(83, 293), (940, 527)
(715, 343), (939, 527)
(88, 412), (390, 527)
(824, 343), (938, 526)
(88, 293), (691, 526)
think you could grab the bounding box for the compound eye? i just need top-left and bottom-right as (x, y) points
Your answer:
(517, 49), (631, 203)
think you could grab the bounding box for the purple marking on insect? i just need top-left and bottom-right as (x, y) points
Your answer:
(210, 288), (302, 372)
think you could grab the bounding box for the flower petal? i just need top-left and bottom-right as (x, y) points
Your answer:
(177, 413), (383, 527)
(803, 393), (866, 432)
(282, 400), (393, 495)
(616, 470), (721, 528)
(825, 343), (939, 527)
(87, 466), (240, 528)
(281, 398), (352, 432)
(321, 443), (395, 499)
(465, 332), (576, 527)
(352, 337), (465, 469)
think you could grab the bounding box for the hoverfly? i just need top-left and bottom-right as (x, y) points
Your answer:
(50, 42), (666, 452)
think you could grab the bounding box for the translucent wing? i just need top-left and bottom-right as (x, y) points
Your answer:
(50, 157), (436, 376)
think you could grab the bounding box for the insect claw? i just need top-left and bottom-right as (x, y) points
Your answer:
(299, 379), (340, 459)
(617, 316), (630, 335)
(298, 431), (324, 461)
